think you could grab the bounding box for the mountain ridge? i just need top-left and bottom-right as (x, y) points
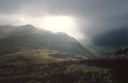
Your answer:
(0, 25), (96, 64)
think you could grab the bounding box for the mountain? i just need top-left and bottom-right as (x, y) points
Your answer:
(80, 39), (115, 55)
(1, 25), (128, 83)
(0, 25), (96, 64)
(80, 27), (128, 55)
(92, 27), (128, 49)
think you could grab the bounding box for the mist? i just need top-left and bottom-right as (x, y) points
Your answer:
(0, 0), (128, 39)
(1, 1), (128, 83)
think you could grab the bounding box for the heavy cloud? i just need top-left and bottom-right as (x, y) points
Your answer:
(0, 0), (128, 38)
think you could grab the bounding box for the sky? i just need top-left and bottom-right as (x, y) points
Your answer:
(0, 0), (128, 40)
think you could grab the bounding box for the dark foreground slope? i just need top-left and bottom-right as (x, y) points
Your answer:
(0, 55), (128, 83)
(0, 25), (96, 64)
(0, 61), (111, 83)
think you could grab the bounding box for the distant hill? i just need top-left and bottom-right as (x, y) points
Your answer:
(92, 27), (128, 49)
(80, 27), (128, 55)
(0, 25), (96, 64)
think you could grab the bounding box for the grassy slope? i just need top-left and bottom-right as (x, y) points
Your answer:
(0, 55), (128, 83)
(1, 55), (128, 83)
(1, 25), (123, 83)
(0, 25), (96, 60)
(0, 60), (112, 83)
(0, 49), (81, 65)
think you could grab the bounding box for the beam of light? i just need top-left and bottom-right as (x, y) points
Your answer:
(39, 15), (84, 40)
(0, 14), (84, 40)
(41, 16), (75, 32)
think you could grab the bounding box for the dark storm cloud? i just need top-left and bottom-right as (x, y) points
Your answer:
(0, 0), (128, 38)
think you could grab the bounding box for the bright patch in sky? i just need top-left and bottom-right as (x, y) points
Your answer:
(39, 16), (84, 39)
(0, 14), (84, 40)
(41, 16), (74, 32)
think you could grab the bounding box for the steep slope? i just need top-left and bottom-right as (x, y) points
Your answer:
(0, 25), (96, 64)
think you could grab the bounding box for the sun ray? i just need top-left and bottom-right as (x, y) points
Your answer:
(41, 16), (75, 32)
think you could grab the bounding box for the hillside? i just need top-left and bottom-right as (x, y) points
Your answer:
(0, 25), (128, 83)
(0, 52), (128, 83)
(0, 25), (96, 64)
(80, 27), (128, 55)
